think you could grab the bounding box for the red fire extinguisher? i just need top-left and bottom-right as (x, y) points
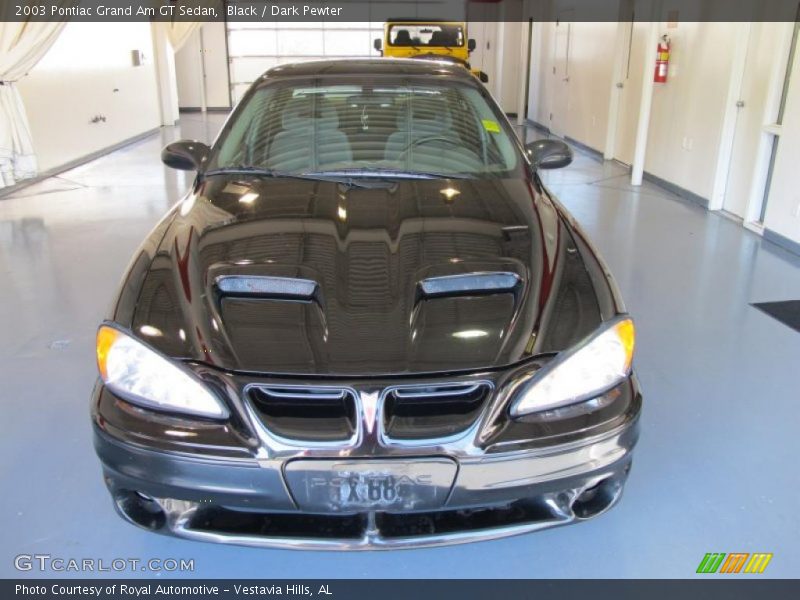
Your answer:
(654, 35), (670, 83)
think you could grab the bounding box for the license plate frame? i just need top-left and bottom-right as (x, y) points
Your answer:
(284, 458), (458, 512)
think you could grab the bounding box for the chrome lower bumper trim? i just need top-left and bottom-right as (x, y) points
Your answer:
(171, 513), (573, 551)
(99, 414), (639, 549)
(159, 480), (623, 551)
(139, 460), (629, 550)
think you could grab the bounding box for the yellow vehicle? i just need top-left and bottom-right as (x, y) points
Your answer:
(374, 20), (489, 83)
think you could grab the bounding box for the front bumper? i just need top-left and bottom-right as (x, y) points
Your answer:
(93, 398), (639, 549)
(93, 363), (641, 549)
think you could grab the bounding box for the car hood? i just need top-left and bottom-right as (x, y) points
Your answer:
(123, 174), (608, 376)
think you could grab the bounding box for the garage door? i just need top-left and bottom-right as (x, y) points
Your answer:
(227, 22), (384, 102)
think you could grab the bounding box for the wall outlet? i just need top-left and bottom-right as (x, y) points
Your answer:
(681, 136), (694, 151)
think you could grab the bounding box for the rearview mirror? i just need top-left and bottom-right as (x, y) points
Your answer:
(161, 140), (210, 171)
(525, 139), (573, 170)
(468, 38), (476, 52)
(374, 38), (382, 52)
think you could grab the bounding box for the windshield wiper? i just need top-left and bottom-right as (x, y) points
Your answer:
(404, 170), (473, 180)
(302, 168), (474, 181)
(202, 167), (379, 188)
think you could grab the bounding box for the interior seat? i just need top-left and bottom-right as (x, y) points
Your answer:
(429, 31), (446, 46)
(384, 97), (483, 172)
(267, 98), (352, 171)
(393, 29), (412, 46)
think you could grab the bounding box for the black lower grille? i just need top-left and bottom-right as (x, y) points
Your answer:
(377, 499), (554, 537)
(248, 386), (356, 442)
(383, 383), (491, 440)
(189, 507), (366, 539)
(183, 499), (556, 541)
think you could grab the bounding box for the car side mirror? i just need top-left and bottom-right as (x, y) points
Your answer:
(468, 38), (476, 52)
(525, 139), (573, 170)
(161, 140), (211, 171)
(374, 38), (382, 52)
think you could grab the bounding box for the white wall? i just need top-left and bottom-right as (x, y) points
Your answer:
(494, 1), (524, 113)
(527, 20), (552, 126)
(16, 22), (162, 173)
(175, 22), (231, 110)
(527, 21), (617, 151)
(763, 40), (800, 244)
(528, 21), (737, 189)
(525, 19), (800, 250)
(643, 22), (739, 200)
(563, 22), (617, 151)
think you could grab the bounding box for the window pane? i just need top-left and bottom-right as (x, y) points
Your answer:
(230, 57), (279, 84)
(323, 30), (371, 56)
(277, 29), (324, 55)
(228, 29), (277, 56)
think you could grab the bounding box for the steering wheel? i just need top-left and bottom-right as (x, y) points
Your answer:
(398, 135), (463, 159)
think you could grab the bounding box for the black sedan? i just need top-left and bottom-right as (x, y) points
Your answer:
(92, 59), (641, 549)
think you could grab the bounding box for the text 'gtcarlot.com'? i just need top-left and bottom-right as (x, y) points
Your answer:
(13, 554), (194, 573)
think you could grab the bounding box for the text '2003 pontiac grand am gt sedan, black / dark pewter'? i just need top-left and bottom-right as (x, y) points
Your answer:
(92, 59), (641, 549)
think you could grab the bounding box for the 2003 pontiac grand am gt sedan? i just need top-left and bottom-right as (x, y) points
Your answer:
(92, 59), (641, 549)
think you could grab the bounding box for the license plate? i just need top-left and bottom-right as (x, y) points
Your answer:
(334, 473), (402, 507)
(284, 458), (458, 512)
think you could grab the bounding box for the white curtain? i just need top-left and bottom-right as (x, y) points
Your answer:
(160, 21), (202, 52)
(0, 21), (68, 188)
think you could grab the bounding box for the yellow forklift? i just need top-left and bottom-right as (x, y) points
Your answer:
(374, 20), (489, 83)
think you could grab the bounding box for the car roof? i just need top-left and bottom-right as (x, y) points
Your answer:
(262, 58), (475, 81)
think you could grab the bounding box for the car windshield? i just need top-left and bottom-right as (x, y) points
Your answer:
(388, 24), (464, 47)
(207, 78), (520, 179)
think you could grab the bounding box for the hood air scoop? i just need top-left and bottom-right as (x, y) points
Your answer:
(216, 275), (317, 299)
(419, 272), (521, 298)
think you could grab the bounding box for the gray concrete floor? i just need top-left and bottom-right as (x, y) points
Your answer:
(1, 113), (799, 578)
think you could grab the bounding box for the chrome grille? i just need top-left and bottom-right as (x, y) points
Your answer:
(382, 382), (492, 440)
(248, 386), (357, 442)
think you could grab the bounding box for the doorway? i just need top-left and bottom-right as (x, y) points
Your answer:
(549, 14), (572, 137)
(612, 21), (646, 166)
(722, 21), (798, 225)
(174, 23), (232, 111)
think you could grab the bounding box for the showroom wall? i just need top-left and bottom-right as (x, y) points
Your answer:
(527, 20), (733, 200)
(16, 22), (162, 173)
(526, 22), (616, 150)
(763, 35), (800, 247)
(175, 22), (231, 110)
(642, 22), (738, 201)
(526, 19), (800, 251)
(494, 7), (524, 114)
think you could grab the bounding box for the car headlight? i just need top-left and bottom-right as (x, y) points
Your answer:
(96, 325), (228, 419)
(509, 317), (635, 417)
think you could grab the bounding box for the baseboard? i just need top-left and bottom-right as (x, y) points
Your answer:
(564, 136), (604, 162)
(179, 107), (231, 113)
(642, 171), (710, 209)
(524, 119), (551, 135)
(0, 127), (161, 200)
(763, 228), (800, 257)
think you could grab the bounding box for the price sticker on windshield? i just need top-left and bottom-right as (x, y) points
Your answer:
(482, 119), (501, 133)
